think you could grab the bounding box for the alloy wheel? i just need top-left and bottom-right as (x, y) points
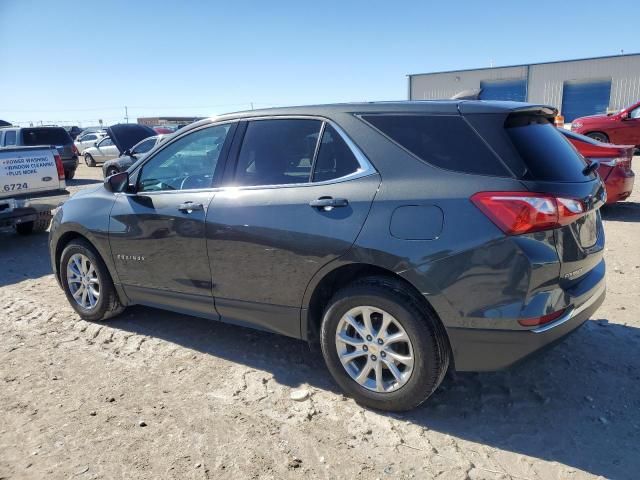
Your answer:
(66, 253), (100, 309)
(335, 306), (414, 393)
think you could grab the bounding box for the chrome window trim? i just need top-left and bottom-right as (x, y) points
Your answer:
(228, 115), (377, 189)
(126, 115), (377, 194)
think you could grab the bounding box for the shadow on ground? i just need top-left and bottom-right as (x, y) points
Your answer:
(0, 230), (52, 287)
(107, 306), (640, 480)
(601, 201), (640, 222)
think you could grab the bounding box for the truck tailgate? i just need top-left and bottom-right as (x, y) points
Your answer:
(0, 147), (62, 200)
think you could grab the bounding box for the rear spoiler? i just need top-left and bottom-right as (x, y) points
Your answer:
(457, 102), (557, 118)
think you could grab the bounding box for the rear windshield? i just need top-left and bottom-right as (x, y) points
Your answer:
(361, 114), (509, 176)
(22, 128), (72, 146)
(505, 116), (593, 182)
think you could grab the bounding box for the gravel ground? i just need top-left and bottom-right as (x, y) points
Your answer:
(1, 163), (639, 480)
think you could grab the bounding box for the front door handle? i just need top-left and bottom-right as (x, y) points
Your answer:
(178, 202), (204, 213)
(309, 196), (349, 211)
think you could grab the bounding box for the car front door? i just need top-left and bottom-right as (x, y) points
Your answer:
(618, 104), (640, 145)
(94, 137), (116, 162)
(205, 118), (380, 337)
(108, 123), (236, 319)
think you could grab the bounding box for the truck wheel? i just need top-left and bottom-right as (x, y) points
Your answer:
(60, 239), (125, 321)
(15, 212), (53, 235)
(85, 154), (96, 167)
(320, 276), (450, 411)
(65, 169), (76, 180)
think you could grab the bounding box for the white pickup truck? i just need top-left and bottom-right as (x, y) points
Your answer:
(0, 146), (69, 234)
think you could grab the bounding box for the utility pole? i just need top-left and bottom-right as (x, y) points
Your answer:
(250, 102), (254, 110)
(124, 106), (129, 123)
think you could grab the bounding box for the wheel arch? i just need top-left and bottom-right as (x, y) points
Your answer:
(302, 262), (452, 355)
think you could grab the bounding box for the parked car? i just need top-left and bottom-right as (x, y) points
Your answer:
(74, 131), (106, 155)
(153, 126), (174, 134)
(102, 135), (166, 177)
(0, 126), (79, 179)
(571, 100), (640, 146)
(560, 129), (635, 203)
(1, 146), (69, 234)
(49, 102), (606, 411)
(83, 124), (155, 167)
(64, 126), (83, 140)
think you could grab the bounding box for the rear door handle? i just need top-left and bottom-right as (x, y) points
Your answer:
(178, 202), (204, 213)
(309, 196), (349, 211)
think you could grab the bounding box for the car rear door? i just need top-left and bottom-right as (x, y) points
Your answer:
(108, 123), (236, 319)
(205, 118), (380, 337)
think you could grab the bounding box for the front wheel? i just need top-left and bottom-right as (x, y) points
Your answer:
(60, 239), (125, 321)
(320, 277), (450, 411)
(586, 132), (609, 143)
(85, 154), (96, 167)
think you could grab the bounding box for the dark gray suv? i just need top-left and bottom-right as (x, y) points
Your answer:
(49, 102), (606, 411)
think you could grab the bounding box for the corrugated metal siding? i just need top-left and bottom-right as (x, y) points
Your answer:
(409, 55), (640, 116)
(409, 66), (527, 100)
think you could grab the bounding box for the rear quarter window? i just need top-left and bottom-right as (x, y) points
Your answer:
(360, 114), (509, 176)
(505, 115), (593, 182)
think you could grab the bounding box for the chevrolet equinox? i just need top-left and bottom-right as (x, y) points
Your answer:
(49, 102), (607, 411)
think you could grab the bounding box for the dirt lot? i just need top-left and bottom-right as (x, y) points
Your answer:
(1, 162), (639, 480)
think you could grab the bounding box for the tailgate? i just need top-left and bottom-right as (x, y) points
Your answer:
(0, 148), (60, 199)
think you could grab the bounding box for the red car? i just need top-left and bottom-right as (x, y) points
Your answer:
(561, 129), (635, 203)
(571, 100), (640, 146)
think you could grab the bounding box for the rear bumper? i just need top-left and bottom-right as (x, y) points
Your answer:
(0, 190), (69, 227)
(603, 167), (635, 203)
(447, 275), (606, 371)
(62, 156), (79, 171)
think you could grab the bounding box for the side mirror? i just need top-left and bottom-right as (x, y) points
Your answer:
(123, 148), (131, 156)
(104, 171), (130, 193)
(93, 141), (98, 147)
(621, 111), (630, 120)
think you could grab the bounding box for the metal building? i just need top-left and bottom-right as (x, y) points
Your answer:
(408, 53), (640, 121)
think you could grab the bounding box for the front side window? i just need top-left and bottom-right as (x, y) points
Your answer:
(629, 106), (640, 119)
(138, 124), (231, 192)
(312, 125), (361, 182)
(4, 130), (16, 146)
(235, 119), (322, 186)
(99, 137), (114, 147)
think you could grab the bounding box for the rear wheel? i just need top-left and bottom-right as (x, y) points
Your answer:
(65, 169), (75, 180)
(60, 239), (125, 321)
(320, 276), (450, 411)
(85, 154), (96, 167)
(586, 132), (609, 143)
(15, 211), (52, 235)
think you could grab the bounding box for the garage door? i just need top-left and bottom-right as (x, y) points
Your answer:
(561, 79), (611, 122)
(479, 79), (527, 102)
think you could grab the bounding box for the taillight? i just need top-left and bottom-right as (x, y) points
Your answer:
(589, 156), (632, 169)
(518, 308), (567, 327)
(72, 144), (80, 156)
(54, 154), (65, 180)
(471, 191), (587, 235)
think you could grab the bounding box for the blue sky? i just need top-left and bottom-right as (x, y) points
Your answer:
(1, 0), (638, 126)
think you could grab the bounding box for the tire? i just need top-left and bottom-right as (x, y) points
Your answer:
(320, 276), (450, 411)
(106, 166), (119, 177)
(85, 154), (96, 167)
(65, 169), (76, 180)
(586, 132), (609, 143)
(15, 211), (52, 235)
(59, 239), (125, 321)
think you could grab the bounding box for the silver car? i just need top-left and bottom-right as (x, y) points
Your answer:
(102, 135), (166, 177)
(84, 137), (119, 166)
(74, 131), (106, 155)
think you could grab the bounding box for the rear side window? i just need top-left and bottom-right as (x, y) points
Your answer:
(4, 130), (16, 146)
(505, 115), (592, 182)
(313, 125), (360, 182)
(22, 128), (72, 146)
(361, 115), (508, 176)
(235, 119), (322, 186)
